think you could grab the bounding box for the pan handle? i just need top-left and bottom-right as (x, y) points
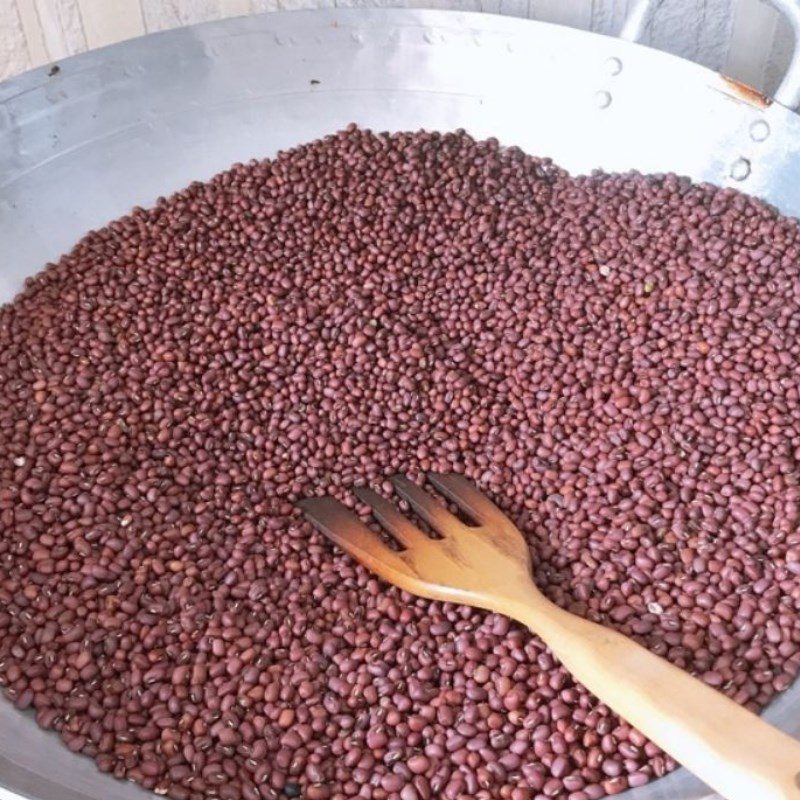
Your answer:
(619, 0), (800, 110)
(618, 0), (664, 43)
(769, 0), (800, 108)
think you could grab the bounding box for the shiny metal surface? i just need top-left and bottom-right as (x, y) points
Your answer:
(3, 7), (800, 800)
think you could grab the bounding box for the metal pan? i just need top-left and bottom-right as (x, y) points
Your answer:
(2, 2), (800, 799)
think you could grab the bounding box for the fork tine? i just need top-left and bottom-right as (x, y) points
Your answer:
(390, 475), (463, 536)
(354, 487), (431, 549)
(297, 497), (413, 580)
(426, 473), (506, 527)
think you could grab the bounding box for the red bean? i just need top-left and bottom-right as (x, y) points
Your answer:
(1, 126), (799, 800)
(551, 755), (570, 778)
(407, 754), (430, 774)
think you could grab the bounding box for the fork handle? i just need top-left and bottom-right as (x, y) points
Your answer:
(509, 593), (800, 800)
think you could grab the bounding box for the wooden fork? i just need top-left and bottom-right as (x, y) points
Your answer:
(298, 473), (800, 800)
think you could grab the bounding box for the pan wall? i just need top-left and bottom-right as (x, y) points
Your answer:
(0, 0), (795, 96)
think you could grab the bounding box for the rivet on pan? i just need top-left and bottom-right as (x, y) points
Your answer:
(750, 120), (770, 142)
(595, 91), (612, 109)
(606, 57), (623, 76)
(351, 31), (364, 43)
(730, 157), (751, 181)
(423, 30), (436, 44)
(473, 34), (482, 46)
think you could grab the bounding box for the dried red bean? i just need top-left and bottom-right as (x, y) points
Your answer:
(2, 126), (800, 800)
(407, 754), (430, 775)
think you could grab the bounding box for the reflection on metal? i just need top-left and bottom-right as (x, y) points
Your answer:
(3, 7), (800, 800)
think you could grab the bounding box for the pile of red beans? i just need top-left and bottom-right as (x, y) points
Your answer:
(2, 126), (800, 800)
